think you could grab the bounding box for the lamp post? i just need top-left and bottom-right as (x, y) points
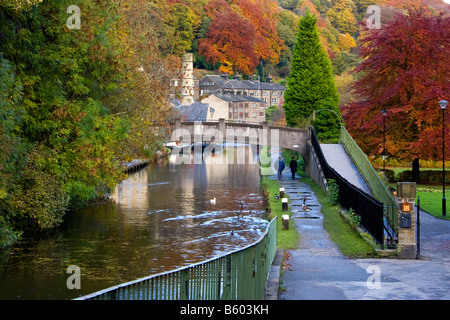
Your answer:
(382, 110), (386, 174)
(439, 100), (448, 217)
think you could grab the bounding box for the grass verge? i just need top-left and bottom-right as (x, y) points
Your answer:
(302, 178), (378, 258)
(415, 187), (450, 220)
(261, 177), (299, 249)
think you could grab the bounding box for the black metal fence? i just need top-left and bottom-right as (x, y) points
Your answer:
(310, 129), (384, 245)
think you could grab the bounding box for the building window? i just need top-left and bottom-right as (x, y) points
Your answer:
(272, 98), (277, 104)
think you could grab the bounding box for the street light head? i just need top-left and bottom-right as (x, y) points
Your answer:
(381, 110), (386, 116)
(439, 100), (448, 110)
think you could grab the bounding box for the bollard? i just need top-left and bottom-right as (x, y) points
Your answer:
(282, 198), (288, 212)
(279, 188), (285, 198)
(282, 215), (289, 230)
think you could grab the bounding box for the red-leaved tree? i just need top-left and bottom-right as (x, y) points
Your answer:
(342, 8), (450, 162)
(198, 10), (260, 75)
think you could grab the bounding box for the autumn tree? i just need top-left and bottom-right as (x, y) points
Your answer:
(166, 3), (200, 53)
(283, 13), (341, 142)
(198, 10), (260, 74)
(342, 9), (450, 162)
(233, 0), (285, 65)
(327, 0), (359, 35)
(0, 0), (177, 245)
(337, 32), (356, 52)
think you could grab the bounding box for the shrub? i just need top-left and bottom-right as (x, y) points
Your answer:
(383, 169), (396, 182)
(397, 170), (450, 185)
(345, 208), (361, 230)
(0, 216), (21, 249)
(327, 179), (339, 205)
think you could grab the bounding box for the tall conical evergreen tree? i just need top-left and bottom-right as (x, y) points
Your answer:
(283, 12), (341, 142)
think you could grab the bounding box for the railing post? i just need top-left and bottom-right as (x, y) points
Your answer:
(180, 270), (189, 300)
(221, 256), (232, 300)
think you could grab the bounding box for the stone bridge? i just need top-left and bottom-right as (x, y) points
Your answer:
(171, 118), (310, 159)
(169, 119), (393, 245)
(170, 119), (327, 188)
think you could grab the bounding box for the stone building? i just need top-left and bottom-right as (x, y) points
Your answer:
(201, 94), (266, 123)
(199, 74), (286, 108)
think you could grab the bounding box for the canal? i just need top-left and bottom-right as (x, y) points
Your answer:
(0, 145), (269, 299)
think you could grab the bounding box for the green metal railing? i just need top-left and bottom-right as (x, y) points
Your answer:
(76, 217), (277, 300)
(339, 127), (398, 235)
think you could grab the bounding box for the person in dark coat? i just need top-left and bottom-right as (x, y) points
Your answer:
(289, 155), (298, 180)
(276, 156), (285, 180)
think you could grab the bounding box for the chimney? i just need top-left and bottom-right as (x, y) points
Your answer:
(221, 73), (229, 80)
(180, 53), (195, 105)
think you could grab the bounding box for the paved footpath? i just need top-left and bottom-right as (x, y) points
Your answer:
(275, 169), (450, 300)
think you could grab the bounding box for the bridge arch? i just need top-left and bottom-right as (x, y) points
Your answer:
(170, 118), (311, 162)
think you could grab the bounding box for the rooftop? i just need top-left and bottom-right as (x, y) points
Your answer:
(200, 75), (286, 91)
(212, 93), (265, 103)
(176, 102), (209, 121)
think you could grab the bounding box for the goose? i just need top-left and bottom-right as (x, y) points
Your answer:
(302, 196), (311, 212)
(210, 198), (216, 205)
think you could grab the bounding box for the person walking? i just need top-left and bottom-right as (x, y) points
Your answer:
(276, 156), (285, 180)
(289, 155), (298, 180)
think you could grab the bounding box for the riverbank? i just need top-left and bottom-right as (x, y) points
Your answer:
(261, 177), (299, 249)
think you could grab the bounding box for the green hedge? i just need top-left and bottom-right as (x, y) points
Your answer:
(395, 170), (450, 184)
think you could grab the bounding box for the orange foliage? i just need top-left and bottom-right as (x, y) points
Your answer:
(198, 0), (285, 74)
(232, 0), (285, 64)
(198, 10), (260, 75)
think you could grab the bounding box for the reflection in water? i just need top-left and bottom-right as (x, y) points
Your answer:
(0, 145), (268, 299)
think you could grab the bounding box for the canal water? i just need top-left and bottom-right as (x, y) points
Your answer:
(0, 145), (270, 299)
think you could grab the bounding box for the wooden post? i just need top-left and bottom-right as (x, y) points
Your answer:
(282, 198), (288, 212)
(282, 215), (289, 230)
